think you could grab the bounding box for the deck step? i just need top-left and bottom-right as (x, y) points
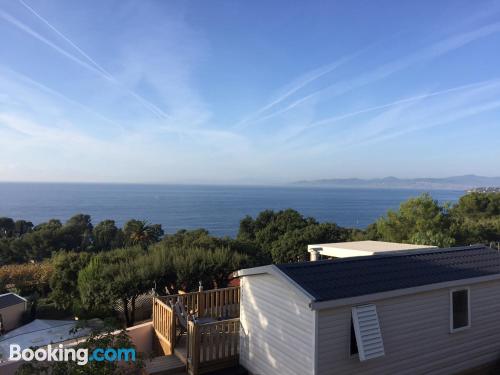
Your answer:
(174, 334), (188, 364)
(143, 355), (186, 375)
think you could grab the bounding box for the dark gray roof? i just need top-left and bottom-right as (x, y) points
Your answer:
(276, 245), (500, 302)
(0, 293), (26, 309)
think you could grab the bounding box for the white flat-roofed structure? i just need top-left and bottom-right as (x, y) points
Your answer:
(308, 240), (437, 260)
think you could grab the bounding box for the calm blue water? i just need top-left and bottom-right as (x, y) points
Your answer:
(0, 183), (463, 237)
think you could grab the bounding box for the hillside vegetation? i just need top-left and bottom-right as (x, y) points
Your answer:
(0, 192), (498, 326)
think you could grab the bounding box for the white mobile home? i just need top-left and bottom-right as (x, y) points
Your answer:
(237, 245), (500, 375)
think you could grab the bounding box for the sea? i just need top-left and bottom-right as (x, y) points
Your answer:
(0, 183), (464, 237)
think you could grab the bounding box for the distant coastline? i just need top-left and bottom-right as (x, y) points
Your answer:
(294, 174), (500, 191)
(467, 187), (500, 193)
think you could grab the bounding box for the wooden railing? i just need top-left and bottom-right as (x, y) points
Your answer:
(153, 286), (241, 374)
(152, 297), (176, 355)
(187, 318), (240, 375)
(199, 287), (240, 319)
(159, 286), (240, 320)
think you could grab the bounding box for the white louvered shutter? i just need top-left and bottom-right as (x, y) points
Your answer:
(352, 304), (385, 361)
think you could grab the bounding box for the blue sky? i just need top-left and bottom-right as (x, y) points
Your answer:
(0, 0), (499, 184)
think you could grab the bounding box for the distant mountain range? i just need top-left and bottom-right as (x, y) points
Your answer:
(294, 175), (500, 190)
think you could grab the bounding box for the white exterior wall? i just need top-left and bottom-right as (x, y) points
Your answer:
(317, 280), (500, 375)
(0, 302), (26, 332)
(239, 274), (315, 375)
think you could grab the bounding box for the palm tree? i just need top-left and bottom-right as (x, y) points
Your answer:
(124, 220), (164, 250)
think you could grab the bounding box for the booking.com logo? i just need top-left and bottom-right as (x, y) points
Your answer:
(9, 344), (136, 366)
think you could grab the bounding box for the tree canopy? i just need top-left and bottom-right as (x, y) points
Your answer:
(237, 209), (350, 263)
(369, 192), (500, 247)
(450, 192), (500, 246)
(0, 215), (164, 265)
(372, 193), (455, 247)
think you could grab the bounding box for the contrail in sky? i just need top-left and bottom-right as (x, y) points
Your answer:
(242, 21), (500, 131)
(308, 78), (500, 130)
(12, 0), (171, 120)
(233, 56), (354, 130)
(283, 78), (500, 143)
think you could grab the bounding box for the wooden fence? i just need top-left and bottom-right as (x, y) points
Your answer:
(153, 286), (241, 373)
(187, 318), (240, 375)
(159, 286), (240, 320)
(152, 297), (176, 355)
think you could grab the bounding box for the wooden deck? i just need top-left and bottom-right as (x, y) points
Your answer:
(152, 287), (241, 375)
(144, 335), (188, 375)
(174, 335), (188, 364)
(143, 355), (185, 375)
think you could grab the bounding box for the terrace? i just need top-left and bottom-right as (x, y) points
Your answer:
(146, 286), (241, 375)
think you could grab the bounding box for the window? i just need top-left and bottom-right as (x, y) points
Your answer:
(350, 319), (358, 356)
(450, 288), (470, 332)
(351, 304), (385, 361)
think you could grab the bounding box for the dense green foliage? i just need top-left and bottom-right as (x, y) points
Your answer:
(1, 192), (498, 327)
(50, 251), (93, 311)
(450, 192), (500, 245)
(78, 247), (151, 326)
(72, 232), (250, 326)
(370, 193), (455, 247)
(368, 192), (500, 247)
(149, 241), (249, 293)
(123, 220), (164, 249)
(0, 215), (164, 265)
(92, 220), (124, 251)
(238, 209), (350, 262)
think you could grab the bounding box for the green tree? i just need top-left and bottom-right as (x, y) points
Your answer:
(93, 220), (124, 251)
(357, 223), (381, 241)
(237, 215), (256, 241)
(0, 217), (15, 238)
(270, 223), (350, 263)
(452, 192), (500, 218)
(50, 251), (93, 312)
(236, 209), (350, 263)
(146, 243), (178, 294)
(207, 247), (249, 288)
(123, 220), (164, 250)
(59, 214), (94, 251)
(78, 247), (153, 326)
(148, 241), (249, 293)
(14, 220), (33, 237)
(374, 193), (455, 247)
(237, 209), (316, 259)
(162, 228), (222, 249)
(23, 219), (64, 261)
(450, 192), (500, 245)
(0, 238), (17, 265)
(171, 247), (212, 292)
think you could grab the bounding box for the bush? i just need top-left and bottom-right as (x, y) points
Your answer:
(0, 262), (53, 296)
(34, 298), (73, 320)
